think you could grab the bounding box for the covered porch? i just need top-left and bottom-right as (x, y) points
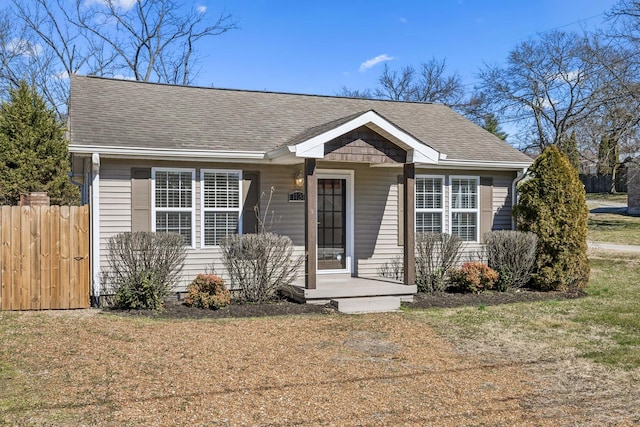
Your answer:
(282, 274), (417, 313)
(265, 110), (441, 310)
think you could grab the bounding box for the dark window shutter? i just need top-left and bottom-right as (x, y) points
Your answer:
(131, 168), (151, 232)
(242, 171), (260, 234)
(480, 177), (493, 242)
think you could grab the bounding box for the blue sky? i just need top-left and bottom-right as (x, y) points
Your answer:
(197, 0), (617, 96)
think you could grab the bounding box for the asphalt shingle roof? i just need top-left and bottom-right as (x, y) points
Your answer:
(69, 75), (532, 163)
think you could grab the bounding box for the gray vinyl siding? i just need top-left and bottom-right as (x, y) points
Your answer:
(492, 175), (514, 231)
(98, 161), (132, 276)
(96, 159), (519, 290)
(98, 159), (307, 291)
(351, 165), (403, 278)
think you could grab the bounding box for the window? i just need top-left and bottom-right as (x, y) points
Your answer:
(152, 168), (195, 246)
(201, 170), (242, 247)
(415, 176), (444, 234)
(450, 176), (479, 241)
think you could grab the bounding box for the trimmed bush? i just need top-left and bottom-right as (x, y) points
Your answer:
(185, 274), (230, 309)
(484, 230), (538, 291)
(450, 262), (499, 293)
(112, 270), (164, 310)
(102, 232), (187, 310)
(221, 232), (304, 303)
(415, 232), (463, 292)
(513, 145), (590, 291)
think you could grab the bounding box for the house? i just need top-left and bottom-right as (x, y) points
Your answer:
(68, 75), (533, 306)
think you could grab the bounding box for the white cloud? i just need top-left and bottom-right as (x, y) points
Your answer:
(84, 0), (137, 11)
(359, 54), (394, 72)
(7, 38), (42, 58)
(53, 71), (70, 80)
(196, 5), (207, 13)
(399, 17), (408, 24)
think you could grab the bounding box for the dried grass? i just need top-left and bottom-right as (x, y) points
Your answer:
(0, 310), (587, 426)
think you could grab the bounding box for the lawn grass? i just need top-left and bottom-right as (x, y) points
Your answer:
(588, 213), (640, 245)
(586, 192), (640, 244)
(409, 252), (640, 370)
(585, 192), (628, 203)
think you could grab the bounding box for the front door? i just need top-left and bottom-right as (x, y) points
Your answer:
(318, 178), (346, 270)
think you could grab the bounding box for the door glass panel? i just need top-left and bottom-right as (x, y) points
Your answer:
(318, 178), (346, 270)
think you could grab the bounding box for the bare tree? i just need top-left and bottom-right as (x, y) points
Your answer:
(374, 58), (465, 106)
(5, 0), (237, 115)
(479, 31), (613, 152)
(575, 29), (640, 186)
(339, 58), (466, 106)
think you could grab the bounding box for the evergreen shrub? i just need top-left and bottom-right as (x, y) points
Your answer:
(513, 145), (589, 291)
(0, 81), (79, 205)
(450, 262), (499, 293)
(185, 274), (230, 309)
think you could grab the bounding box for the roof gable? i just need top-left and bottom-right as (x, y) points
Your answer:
(283, 110), (439, 164)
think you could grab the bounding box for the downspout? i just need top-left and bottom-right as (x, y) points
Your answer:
(511, 167), (528, 230)
(67, 172), (84, 202)
(91, 153), (101, 307)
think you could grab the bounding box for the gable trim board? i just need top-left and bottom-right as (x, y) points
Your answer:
(286, 110), (440, 163)
(69, 75), (533, 303)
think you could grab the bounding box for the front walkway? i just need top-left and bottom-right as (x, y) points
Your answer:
(284, 274), (417, 304)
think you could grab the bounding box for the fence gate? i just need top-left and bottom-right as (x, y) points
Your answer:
(0, 205), (90, 310)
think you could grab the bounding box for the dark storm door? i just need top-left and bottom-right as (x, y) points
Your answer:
(317, 178), (346, 270)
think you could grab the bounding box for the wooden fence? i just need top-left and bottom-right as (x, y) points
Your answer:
(0, 205), (90, 310)
(580, 174), (628, 193)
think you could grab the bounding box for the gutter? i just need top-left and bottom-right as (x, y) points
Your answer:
(69, 145), (266, 162)
(91, 153), (101, 307)
(511, 167), (529, 230)
(435, 159), (533, 171)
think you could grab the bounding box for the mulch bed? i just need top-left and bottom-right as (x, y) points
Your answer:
(408, 288), (584, 309)
(104, 288), (584, 319)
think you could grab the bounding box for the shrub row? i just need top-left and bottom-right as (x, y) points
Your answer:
(102, 230), (303, 309)
(377, 230), (538, 294)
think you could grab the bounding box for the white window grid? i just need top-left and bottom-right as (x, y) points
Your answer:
(151, 168), (196, 247)
(200, 169), (243, 247)
(449, 176), (479, 242)
(415, 175), (445, 234)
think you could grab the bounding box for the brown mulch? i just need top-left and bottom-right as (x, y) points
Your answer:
(105, 288), (583, 319)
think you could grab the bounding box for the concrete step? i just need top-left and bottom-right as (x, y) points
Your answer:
(330, 296), (401, 314)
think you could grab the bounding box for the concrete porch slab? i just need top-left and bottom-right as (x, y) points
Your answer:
(282, 274), (416, 305)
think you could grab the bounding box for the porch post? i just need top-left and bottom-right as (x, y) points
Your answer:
(304, 158), (317, 289)
(403, 163), (416, 285)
